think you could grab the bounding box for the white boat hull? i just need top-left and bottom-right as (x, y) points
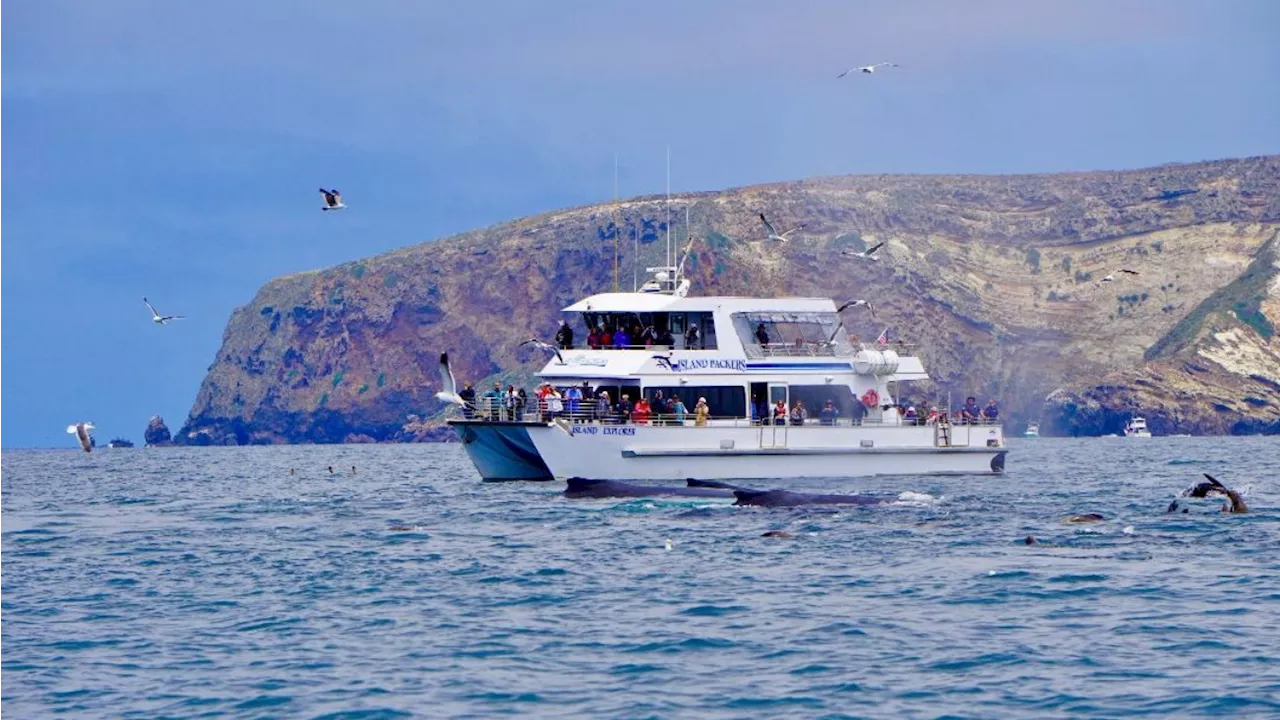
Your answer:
(525, 422), (1006, 481)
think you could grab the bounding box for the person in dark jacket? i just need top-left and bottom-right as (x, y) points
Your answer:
(459, 382), (477, 419)
(555, 320), (574, 350)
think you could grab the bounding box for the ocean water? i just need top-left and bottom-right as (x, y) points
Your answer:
(3, 438), (1278, 719)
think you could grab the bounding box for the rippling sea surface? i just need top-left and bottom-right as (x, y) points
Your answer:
(3, 438), (1279, 719)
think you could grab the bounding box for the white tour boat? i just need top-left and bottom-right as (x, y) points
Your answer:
(447, 265), (1007, 482)
(1024, 422), (1040, 438)
(1124, 416), (1153, 438)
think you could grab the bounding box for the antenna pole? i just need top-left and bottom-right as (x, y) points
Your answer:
(633, 226), (638, 292)
(666, 145), (671, 277)
(613, 153), (619, 293)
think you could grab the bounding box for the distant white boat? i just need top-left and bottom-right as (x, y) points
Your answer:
(1124, 416), (1153, 438)
(1024, 422), (1040, 438)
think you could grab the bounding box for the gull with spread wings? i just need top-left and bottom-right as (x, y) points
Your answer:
(842, 242), (885, 261)
(759, 213), (804, 242)
(520, 338), (566, 365)
(319, 188), (346, 211)
(836, 62), (900, 79)
(143, 298), (185, 325)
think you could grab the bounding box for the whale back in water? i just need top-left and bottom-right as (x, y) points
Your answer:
(564, 478), (736, 499)
(685, 479), (747, 490)
(732, 489), (887, 507)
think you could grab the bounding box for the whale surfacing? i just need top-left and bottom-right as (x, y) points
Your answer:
(564, 478), (735, 499)
(732, 489), (887, 508)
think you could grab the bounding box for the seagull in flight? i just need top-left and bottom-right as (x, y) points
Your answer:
(520, 338), (566, 365)
(67, 422), (95, 453)
(829, 300), (877, 343)
(143, 298), (185, 325)
(319, 188), (346, 211)
(836, 299), (877, 318)
(842, 242), (885, 260)
(435, 353), (466, 407)
(758, 213), (804, 242)
(1098, 268), (1139, 285)
(836, 62), (900, 79)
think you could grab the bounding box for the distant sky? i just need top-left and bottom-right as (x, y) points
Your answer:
(3, 0), (1278, 448)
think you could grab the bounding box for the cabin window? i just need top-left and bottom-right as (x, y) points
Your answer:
(788, 385), (859, 420)
(731, 311), (842, 358)
(576, 311), (716, 350)
(643, 385), (745, 418)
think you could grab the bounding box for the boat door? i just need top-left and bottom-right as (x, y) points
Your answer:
(760, 382), (789, 448)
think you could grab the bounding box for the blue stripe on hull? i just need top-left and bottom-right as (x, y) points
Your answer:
(451, 422), (554, 481)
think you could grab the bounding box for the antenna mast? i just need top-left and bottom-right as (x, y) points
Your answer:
(613, 153), (619, 293)
(665, 145), (672, 275)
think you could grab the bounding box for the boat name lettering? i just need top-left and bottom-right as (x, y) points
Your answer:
(566, 355), (610, 367)
(572, 425), (635, 436)
(657, 357), (746, 372)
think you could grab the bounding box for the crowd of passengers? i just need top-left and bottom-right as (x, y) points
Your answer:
(456, 380), (1000, 428)
(554, 320), (702, 350)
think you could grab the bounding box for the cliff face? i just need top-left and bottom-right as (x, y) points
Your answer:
(178, 156), (1280, 443)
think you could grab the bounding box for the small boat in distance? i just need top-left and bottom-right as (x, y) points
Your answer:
(1124, 416), (1153, 438)
(107, 438), (135, 448)
(1024, 422), (1040, 438)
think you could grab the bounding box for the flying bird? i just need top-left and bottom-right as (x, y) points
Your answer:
(143, 298), (185, 325)
(319, 188), (346, 211)
(828, 300), (877, 343)
(758, 213), (804, 242)
(836, 62), (900, 78)
(67, 422), (95, 453)
(435, 353), (466, 407)
(842, 242), (885, 261)
(1098, 268), (1140, 285)
(520, 338), (566, 365)
(836, 299), (877, 317)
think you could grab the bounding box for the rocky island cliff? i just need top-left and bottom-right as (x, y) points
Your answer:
(178, 156), (1280, 443)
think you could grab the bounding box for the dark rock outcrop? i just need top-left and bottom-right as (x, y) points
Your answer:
(145, 415), (173, 446)
(177, 156), (1280, 443)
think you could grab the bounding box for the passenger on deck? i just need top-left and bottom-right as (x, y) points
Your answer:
(850, 397), (868, 426)
(773, 400), (788, 426)
(565, 384), (582, 420)
(516, 388), (528, 418)
(962, 397), (981, 425)
(613, 327), (631, 349)
(619, 394), (634, 423)
(483, 382), (503, 421)
(790, 401), (808, 425)
(587, 327), (601, 349)
(459, 382), (477, 419)
(599, 326), (613, 347)
(983, 399), (1000, 423)
(672, 395), (688, 425)
(657, 328), (675, 347)
(545, 388), (564, 419)
(695, 397), (710, 426)
(755, 323), (770, 346)
(504, 384), (519, 421)
(632, 397), (651, 425)
(639, 325), (657, 348)
(904, 406), (919, 425)
(685, 324), (700, 349)
(596, 391), (613, 423)
(555, 320), (574, 350)
(819, 399), (840, 426)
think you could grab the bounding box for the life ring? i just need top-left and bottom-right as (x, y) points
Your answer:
(861, 390), (879, 408)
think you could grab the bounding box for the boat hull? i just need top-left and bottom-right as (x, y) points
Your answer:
(449, 420), (555, 481)
(526, 422), (1007, 481)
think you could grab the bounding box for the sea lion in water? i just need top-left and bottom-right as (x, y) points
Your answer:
(1167, 473), (1248, 514)
(1024, 535), (1038, 545)
(762, 530), (794, 539)
(1065, 513), (1105, 523)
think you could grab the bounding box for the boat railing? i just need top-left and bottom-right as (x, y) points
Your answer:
(460, 399), (1004, 430)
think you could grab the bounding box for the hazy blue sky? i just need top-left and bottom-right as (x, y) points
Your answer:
(4, 0), (1278, 448)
